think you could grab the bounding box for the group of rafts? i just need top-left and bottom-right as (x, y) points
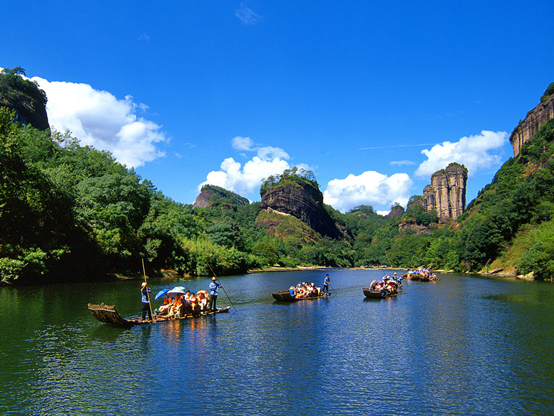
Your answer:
(89, 269), (439, 326)
(362, 268), (437, 298)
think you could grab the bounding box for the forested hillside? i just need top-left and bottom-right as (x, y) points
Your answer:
(1, 69), (554, 284)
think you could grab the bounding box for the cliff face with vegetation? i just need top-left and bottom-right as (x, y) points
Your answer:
(259, 181), (343, 239)
(420, 163), (468, 221)
(510, 87), (554, 157)
(193, 185), (249, 210)
(0, 68), (49, 131)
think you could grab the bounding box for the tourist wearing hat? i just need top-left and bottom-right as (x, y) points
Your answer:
(208, 277), (222, 312)
(140, 282), (152, 321)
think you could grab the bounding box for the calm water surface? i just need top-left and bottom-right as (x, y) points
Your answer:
(1, 269), (554, 415)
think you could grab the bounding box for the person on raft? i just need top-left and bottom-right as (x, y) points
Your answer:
(140, 282), (152, 321)
(157, 293), (174, 315)
(209, 277), (222, 312)
(322, 274), (330, 294)
(291, 282), (321, 298)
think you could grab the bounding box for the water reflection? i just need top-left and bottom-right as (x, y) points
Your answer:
(1, 270), (554, 414)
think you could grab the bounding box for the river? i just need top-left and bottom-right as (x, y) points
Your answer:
(1, 268), (553, 415)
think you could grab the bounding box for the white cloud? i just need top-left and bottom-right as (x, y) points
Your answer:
(31, 76), (167, 168)
(323, 171), (413, 213)
(415, 130), (508, 178)
(390, 160), (416, 166)
(235, 2), (262, 25)
(232, 136), (255, 151)
(200, 146), (292, 197)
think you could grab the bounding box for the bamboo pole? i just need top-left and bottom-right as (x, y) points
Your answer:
(142, 258), (155, 322)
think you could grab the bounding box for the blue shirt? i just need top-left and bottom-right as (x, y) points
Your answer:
(209, 282), (221, 296)
(141, 288), (151, 303)
(324, 276), (330, 285)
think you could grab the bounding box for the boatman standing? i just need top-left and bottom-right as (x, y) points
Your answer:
(141, 282), (152, 321)
(209, 277), (222, 312)
(323, 274), (330, 294)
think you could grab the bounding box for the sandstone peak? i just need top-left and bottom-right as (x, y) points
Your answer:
(418, 163), (468, 221)
(259, 178), (342, 239)
(510, 87), (554, 157)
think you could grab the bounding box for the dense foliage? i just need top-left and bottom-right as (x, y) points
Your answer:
(200, 184), (250, 207)
(541, 82), (554, 101)
(260, 167), (319, 195)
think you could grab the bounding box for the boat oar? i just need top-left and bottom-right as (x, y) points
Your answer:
(217, 279), (237, 312)
(142, 258), (155, 322)
(385, 250), (394, 271)
(329, 283), (338, 295)
(207, 263), (237, 312)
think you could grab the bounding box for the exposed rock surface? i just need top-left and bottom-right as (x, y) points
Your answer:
(510, 94), (554, 156)
(193, 189), (215, 208)
(259, 182), (342, 239)
(419, 163), (468, 221)
(193, 185), (249, 209)
(0, 70), (50, 131)
(1, 88), (50, 131)
(387, 205), (405, 219)
(398, 221), (431, 234)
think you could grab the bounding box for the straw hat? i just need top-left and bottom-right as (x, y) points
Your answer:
(141, 282), (147, 288)
(212, 277), (216, 281)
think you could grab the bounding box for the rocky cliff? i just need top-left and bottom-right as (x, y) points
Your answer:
(193, 185), (249, 209)
(387, 204), (405, 219)
(419, 163), (468, 221)
(0, 69), (50, 131)
(1, 92), (50, 131)
(510, 93), (554, 156)
(259, 181), (342, 239)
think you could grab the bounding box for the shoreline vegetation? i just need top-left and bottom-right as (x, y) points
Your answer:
(117, 264), (537, 282)
(2, 70), (554, 286)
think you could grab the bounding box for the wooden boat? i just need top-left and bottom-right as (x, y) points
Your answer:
(272, 290), (330, 302)
(87, 303), (230, 327)
(362, 288), (397, 299)
(405, 273), (437, 281)
(404, 268), (437, 282)
(420, 274), (437, 282)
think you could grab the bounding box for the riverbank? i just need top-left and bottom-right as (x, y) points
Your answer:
(247, 266), (330, 273)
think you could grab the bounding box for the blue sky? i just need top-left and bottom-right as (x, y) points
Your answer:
(3, 1), (554, 213)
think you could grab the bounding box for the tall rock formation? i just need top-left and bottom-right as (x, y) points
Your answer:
(0, 69), (50, 131)
(419, 163), (468, 221)
(259, 181), (342, 239)
(510, 93), (554, 157)
(1, 91), (50, 131)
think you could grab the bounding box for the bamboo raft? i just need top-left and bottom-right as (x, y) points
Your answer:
(87, 303), (230, 327)
(271, 291), (330, 302)
(362, 288), (397, 299)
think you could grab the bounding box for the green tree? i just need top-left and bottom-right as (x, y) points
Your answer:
(74, 173), (151, 262)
